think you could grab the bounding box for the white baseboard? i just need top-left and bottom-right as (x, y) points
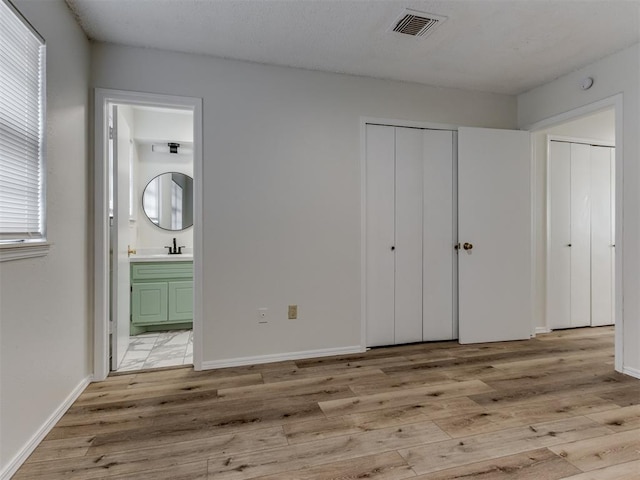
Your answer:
(1, 375), (92, 480)
(622, 366), (640, 380)
(201, 345), (365, 370)
(534, 327), (551, 336)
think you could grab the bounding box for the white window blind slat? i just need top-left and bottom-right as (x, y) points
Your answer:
(0, 0), (45, 242)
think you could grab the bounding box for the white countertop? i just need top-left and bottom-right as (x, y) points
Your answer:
(129, 253), (193, 263)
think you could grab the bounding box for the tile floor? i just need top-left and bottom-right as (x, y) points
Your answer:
(117, 329), (193, 372)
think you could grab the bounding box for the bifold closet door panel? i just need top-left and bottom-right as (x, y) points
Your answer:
(547, 141), (572, 329)
(591, 146), (614, 326)
(570, 143), (591, 327)
(394, 127), (424, 344)
(365, 124), (396, 347)
(422, 129), (455, 340)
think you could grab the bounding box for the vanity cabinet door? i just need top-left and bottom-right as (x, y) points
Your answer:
(168, 281), (193, 322)
(132, 282), (169, 324)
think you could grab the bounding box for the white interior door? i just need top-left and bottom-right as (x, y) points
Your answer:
(394, 127), (424, 344)
(111, 105), (131, 370)
(570, 143), (591, 327)
(547, 141), (572, 329)
(591, 146), (614, 326)
(365, 124), (396, 347)
(365, 124), (455, 347)
(458, 127), (532, 344)
(422, 129), (456, 340)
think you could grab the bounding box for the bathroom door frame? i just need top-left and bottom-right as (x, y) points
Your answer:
(93, 88), (204, 381)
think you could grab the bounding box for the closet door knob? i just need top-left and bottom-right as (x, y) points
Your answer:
(463, 242), (473, 250)
(566, 243), (572, 247)
(391, 246), (395, 251)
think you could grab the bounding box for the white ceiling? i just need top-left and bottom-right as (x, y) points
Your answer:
(66, 0), (639, 95)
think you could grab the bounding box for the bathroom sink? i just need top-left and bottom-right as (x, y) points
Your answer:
(130, 253), (193, 262)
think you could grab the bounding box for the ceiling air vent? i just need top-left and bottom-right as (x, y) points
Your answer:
(390, 9), (447, 38)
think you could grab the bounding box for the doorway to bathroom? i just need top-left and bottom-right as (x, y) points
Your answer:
(94, 89), (203, 379)
(111, 104), (194, 372)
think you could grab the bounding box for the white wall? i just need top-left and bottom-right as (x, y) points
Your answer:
(518, 44), (640, 375)
(91, 43), (517, 364)
(0, 0), (91, 475)
(531, 109), (615, 332)
(133, 108), (193, 144)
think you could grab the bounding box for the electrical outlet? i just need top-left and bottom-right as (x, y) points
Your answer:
(288, 305), (298, 320)
(258, 308), (268, 324)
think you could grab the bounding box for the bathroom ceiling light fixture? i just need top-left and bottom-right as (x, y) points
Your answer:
(151, 143), (193, 155)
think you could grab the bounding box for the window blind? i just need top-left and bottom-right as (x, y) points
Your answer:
(0, 0), (45, 242)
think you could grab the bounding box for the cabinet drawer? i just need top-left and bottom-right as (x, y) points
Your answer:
(131, 262), (193, 281)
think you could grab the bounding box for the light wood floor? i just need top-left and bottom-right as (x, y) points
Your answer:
(15, 326), (640, 479)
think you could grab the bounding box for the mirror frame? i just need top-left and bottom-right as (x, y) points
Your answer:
(141, 171), (194, 231)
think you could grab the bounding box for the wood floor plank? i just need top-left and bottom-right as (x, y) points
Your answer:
(412, 448), (581, 480)
(216, 369), (385, 401)
(319, 379), (494, 417)
(207, 421), (449, 479)
(549, 428), (640, 471)
(596, 384), (640, 407)
(469, 374), (633, 408)
(283, 405), (430, 444)
(46, 396), (326, 440)
(586, 404), (640, 432)
(348, 371), (457, 396)
(25, 435), (95, 462)
(398, 417), (613, 476)
(106, 460), (208, 480)
(434, 395), (620, 438)
(285, 396), (485, 445)
(15, 426), (287, 479)
(556, 459), (640, 480)
(251, 451), (415, 480)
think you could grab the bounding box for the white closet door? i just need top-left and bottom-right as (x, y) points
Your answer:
(610, 148), (616, 324)
(570, 143), (591, 327)
(458, 127), (532, 344)
(365, 125), (396, 347)
(423, 129), (455, 340)
(591, 146), (614, 326)
(547, 141), (572, 329)
(395, 127), (424, 344)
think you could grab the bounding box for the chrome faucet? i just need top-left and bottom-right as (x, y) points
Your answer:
(165, 237), (185, 255)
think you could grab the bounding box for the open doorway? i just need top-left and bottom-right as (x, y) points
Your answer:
(533, 107), (616, 336)
(94, 89), (203, 380)
(110, 104), (195, 372)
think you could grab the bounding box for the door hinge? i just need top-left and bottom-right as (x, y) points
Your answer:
(130, 285), (133, 292)
(108, 126), (113, 140)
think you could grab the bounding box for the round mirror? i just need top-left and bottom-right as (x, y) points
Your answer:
(142, 172), (193, 231)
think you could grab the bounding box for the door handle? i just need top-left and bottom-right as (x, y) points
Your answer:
(454, 243), (461, 250)
(566, 243), (572, 247)
(391, 246), (395, 251)
(463, 242), (473, 251)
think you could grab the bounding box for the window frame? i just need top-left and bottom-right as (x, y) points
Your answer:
(0, 0), (49, 261)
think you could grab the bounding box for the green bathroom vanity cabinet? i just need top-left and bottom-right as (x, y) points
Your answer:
(130, 261), (193, 335)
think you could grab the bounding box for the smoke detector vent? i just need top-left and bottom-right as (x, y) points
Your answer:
(390, 9), (447, 38)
